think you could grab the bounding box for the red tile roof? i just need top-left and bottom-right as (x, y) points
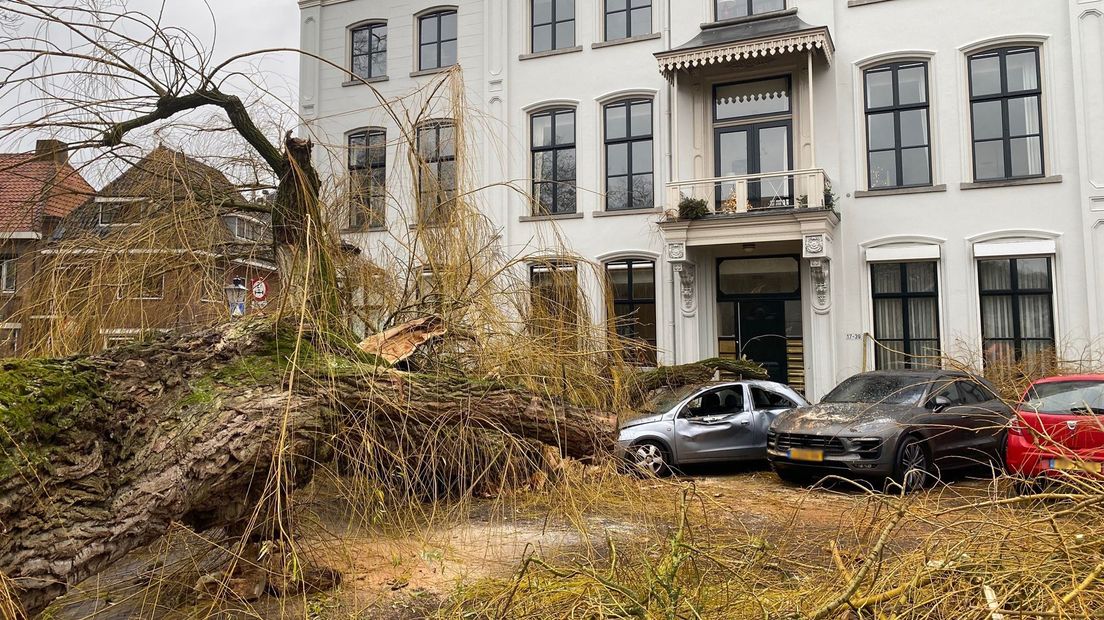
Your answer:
(0, 153), (95, 234)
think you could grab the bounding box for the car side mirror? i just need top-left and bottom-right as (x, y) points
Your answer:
(930, 395), (951, 412)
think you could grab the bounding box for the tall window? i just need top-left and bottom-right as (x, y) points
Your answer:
(969, 47), (1043, 181)
(716, 0), (784, 21)
(418, 10), (457, 71)
(531, 108), (576, 215)
(351, 23), (387, 79)
(607, 259), (656, 365)
(604, 99), (653, 211)
(606, 0), (651, 41)
(1, 256), (15, 293)
(871, 262), (940, 370)
(349, 129), (386, 228)
(865, 62), (931, 189)
(416, 121), (456, 223)
(979, 256), (1054, 365)
(530, 262), (579, 349)
(532, 0), (574, 52)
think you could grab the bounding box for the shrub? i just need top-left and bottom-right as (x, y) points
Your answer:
(677, 196), (709, 220)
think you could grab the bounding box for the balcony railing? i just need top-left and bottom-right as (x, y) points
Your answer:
(665, 169), (833, 216)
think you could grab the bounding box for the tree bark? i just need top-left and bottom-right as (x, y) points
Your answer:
(0, 322), (612, 617)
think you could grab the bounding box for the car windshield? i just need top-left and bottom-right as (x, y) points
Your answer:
(1022, 380), (1104, 415)
(649, 385), (706, 414)
(821, 374), (930, 405)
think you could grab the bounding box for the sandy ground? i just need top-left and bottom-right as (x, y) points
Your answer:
(51, 463), (1000, 619)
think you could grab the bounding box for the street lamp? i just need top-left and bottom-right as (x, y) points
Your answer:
(225, 276), (248, 318)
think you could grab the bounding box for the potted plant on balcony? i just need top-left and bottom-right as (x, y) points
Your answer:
(677, 196), (709, 221)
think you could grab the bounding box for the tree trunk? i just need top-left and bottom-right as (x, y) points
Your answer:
(0, 322), (612, 617)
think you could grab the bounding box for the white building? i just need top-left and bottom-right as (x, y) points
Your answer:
(298, 0), (1104, 399)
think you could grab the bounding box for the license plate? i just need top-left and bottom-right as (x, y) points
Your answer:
(789, 448), (824, 462)
(1049, 458), (1102, 474)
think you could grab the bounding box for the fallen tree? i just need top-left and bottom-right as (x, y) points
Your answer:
(0, 321), (614, 616)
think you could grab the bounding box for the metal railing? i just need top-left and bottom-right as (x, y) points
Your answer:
(665, 168), (832, 215)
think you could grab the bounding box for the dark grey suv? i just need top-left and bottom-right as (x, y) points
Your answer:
(767, 370), (1011, 491)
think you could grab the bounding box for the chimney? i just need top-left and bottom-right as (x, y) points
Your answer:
(34, 139), (68, 165)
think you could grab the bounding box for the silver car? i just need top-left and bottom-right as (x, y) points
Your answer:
(617, 380), (809, 475)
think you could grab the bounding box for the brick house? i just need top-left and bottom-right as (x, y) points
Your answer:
(0, 140), (94, 355)
(18, 146), (279, 353)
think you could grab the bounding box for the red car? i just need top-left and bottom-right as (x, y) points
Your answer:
(1006, 375), (1104, 479)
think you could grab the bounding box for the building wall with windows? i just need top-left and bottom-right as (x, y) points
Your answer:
(299, 0), (1104, 398)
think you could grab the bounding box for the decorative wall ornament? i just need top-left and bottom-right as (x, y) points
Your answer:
(667, 242), (686, 260)
(804, 234), (826, 257)
(656, 27), (834, 78)
(809, 258), (831, 314)
(673, 263), (697, 315)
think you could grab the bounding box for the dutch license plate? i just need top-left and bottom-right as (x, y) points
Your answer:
(789, 448), (824, 462)
(1049, 458), (1103, 474)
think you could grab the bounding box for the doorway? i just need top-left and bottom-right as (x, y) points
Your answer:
(716, 256), (804, 390)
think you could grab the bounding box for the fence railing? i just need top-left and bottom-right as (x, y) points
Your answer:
(665, 168), (832, 215)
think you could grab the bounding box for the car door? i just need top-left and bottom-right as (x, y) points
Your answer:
(921, 378), (975, 467)
(673, 386), (752, 462)
(747, 385), (802, 457)
(957, 378), (1013, 454)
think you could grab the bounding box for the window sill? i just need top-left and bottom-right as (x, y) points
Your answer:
(854, 184), (947, 198)
(847, 0), (895, 6)
(342, 76), (389, 87)
(593, 207), (663, 218)
(342, 225), (387, 233)
(519, 212), (584, 222)
(409, 66), (456, 78)
(701, 8), (796, 30)
(960, 175), (1062, 191)
(592, 32), (662, 49)
(518, 46), (584, 61)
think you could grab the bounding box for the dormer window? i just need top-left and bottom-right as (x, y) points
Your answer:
(716, 0), (784, 21)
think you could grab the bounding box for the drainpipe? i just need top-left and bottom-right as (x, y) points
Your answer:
(664, 0), (678, 365)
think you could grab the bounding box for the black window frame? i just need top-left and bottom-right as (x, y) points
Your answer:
(348, 128), (387, 229)
(605, 0), (652, 41)
(418, 9), (458, 71)
(531, 107), (577, 215)
(416, 120), (456, 223)
(606, 258), (657, 365)
(603, 98), (654, 212)
(350, 22), (387, 80)
(978, 256), (1055, 363)
(968, 46), (1044, 181)
(715, 0), (785, 21)
(531, 0), (575, 53)
(863, 61), (933, 190)
(870, 261), (942, 370)
(529, 261), (580, 347)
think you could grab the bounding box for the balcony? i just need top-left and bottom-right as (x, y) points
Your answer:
(665, 168), (833, 216)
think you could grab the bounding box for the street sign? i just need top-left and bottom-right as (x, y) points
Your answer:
(250, 278), (268, 302)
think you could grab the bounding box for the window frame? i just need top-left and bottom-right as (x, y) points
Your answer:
(117, 273), (165, 301)
(604, 0), (652, 41)
(606, 258), (657, 365)
(0, 326), (19, 354)
(529, 261), (580, 344)
(418, 9), (458, 71)
(863, 61), (933, 190)
(350, 21), (387, 80)
(967, 46), (1044, 181)
(603, 98), (655, 212)
(1, 256), (15, 293)
(531, 0), (575, 53)
(348, 127), (387, 228)
(530, 107), (577, 215)
(715, 0), (786, 21)
(870, 261), (942, 370)
(977, 256), (1056, 363)
(416, 120), (457, 223)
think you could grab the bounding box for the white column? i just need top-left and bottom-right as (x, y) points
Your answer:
(807, 51), (816, 169)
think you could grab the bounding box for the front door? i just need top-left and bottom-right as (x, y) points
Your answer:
(715, 122), (793, 209)
(717, 257), (803, 389)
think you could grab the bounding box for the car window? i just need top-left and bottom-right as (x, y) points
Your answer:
(930, 380), (964, 407)
(685, 387), (744, 417)
(822, 374), (929, 405)
(957, 380), (992, 404)
(1023, 380), (1104, 415)
(751, 386), (796, 409)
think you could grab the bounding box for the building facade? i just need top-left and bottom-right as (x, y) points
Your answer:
(299, 0), (1104, 399)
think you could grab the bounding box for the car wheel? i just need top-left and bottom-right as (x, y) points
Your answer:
(889, 437), (930, 493)
(630, 441), (671, 478)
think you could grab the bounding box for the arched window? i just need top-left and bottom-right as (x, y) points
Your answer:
(416, 120), (456, 223)
(418, 9), (458, 71)
(864, 61), (931, 189)
(606, 258), (656, 365)
(348, 128), (386, 228)
(530, 107), (576, 215)
(351, 22), (386, 79)
(968, 46), (1043, 180)
(603, 98), (653, 211)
